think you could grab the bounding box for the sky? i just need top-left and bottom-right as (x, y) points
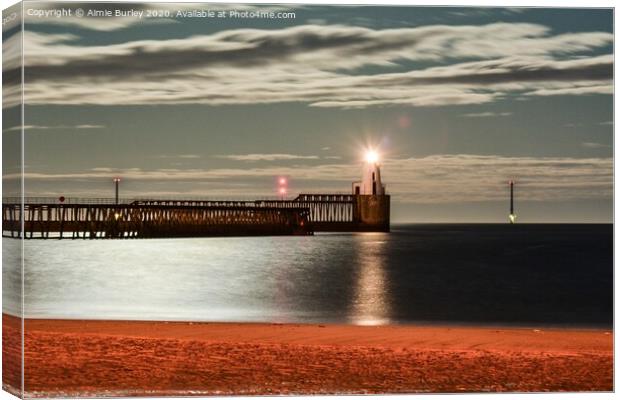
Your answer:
(2, 2), (614, 222)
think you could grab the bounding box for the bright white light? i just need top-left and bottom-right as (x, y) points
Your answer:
(365, 150), (379, 164)
(279, 177), (287, 186)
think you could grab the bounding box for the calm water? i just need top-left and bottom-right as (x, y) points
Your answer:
(2, 224), (613, 328)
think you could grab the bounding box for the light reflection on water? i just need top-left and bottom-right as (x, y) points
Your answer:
(6, 234), (393, 324)
(3, 224), (613, 327)
(350, 234), (391, 325)
(2, 238), (22, 316)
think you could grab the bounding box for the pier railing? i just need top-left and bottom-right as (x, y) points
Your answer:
(2, 201), (312, 239)
(2, 193), (370, 239)
(2, 197), (135, 205)
(258, 194), (357, 223)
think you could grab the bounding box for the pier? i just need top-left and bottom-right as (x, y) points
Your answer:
(2, 149), (391, 239)
(2, 194), (390, 239)
(2, 198), (309, 239)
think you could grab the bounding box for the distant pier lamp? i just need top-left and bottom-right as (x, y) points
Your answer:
(508, 180), (516, 224)
(277, 176), (288, 200)
(113, 177), (121, 204)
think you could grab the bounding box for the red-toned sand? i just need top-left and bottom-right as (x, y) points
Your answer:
(2, 314), (613, 397)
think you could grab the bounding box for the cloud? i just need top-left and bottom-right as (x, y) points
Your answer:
(216, 153), (321, 161)
(524, 84), (612, 97)
(10, 155), (612, 204)
(157, 154), (201, 159)
(18, 24), (611, 81)
(382, 155), (612, 203)
(3, 124), (105, 132)
(4, 22), (612, 108)
(581, 142), (611, 149)
(460, 112), (512, 118)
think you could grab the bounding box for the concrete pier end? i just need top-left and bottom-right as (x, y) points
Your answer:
(354, 194), (391, 232)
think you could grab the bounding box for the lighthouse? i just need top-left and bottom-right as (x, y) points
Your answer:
(356, 150), (385, 195)
(352, 149), (390, 232)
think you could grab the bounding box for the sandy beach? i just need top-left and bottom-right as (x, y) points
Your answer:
(2, 314), (613, 397)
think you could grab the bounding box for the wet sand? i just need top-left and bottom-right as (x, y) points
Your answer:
(2, 314), (613, 397)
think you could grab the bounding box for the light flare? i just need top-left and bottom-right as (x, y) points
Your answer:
(365, 150), (379, 164)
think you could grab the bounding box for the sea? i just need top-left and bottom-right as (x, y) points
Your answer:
(2, 224), (613, 328)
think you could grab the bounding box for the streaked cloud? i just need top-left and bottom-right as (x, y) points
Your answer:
(524, 84), (612, 97)
(3, 124), (105, 132)
(157, 154), (201, 159)
(460, 112), (512, 118)
(11, 155), (612, 204)
(4, 22), (612, 108)
(216, 153), (320, 161)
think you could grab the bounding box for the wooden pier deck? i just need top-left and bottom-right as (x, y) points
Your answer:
(2, 194), (389, 239)
(2, 200), (311, 239)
